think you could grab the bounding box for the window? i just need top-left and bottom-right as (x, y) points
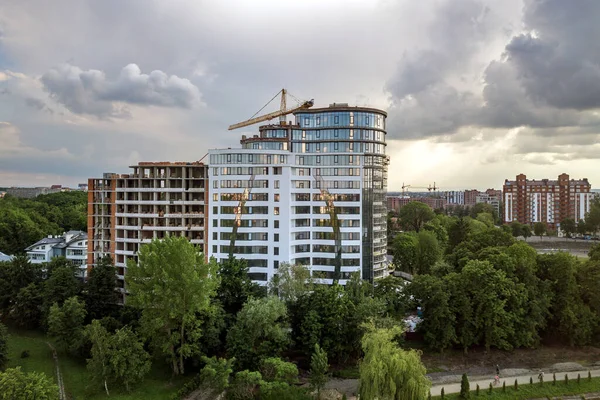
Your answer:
(275, 194), (280, 202)
(213, 167), (218, 176)
(334, 115), (339, 124)
(316, 143), (320, 152)
(275, 220), (280, 229)
(280, 155), (285, 163)
(316, 116), (321, 126)
(213, 181), (218, 189)
(304, 117), (310, 126)
(334, 155), (338, 164)
(274, 260), (279, 269)
(212, 245), (218, 254)
(275, 180), (280, 189)
(365, 116), (369, 125)
(213, 193), (218, 201)
(274, 207), (280, 215)
(349, 129), (354, 138)
(317, 156), (321, 164)
(275, 234), (279, 242)
(237, 154), (242, 162)
(227, 154), (231, 162)
(213, 220), (218, 227)
(213, 232), (217, 240)
(334, 142), (339, 150)
(274, 247), (279, 256)
(334, 129), (338, 137)
(350, 114), (354, 124)
(316, 131), (320, 138)
(249, 154), (253, 162)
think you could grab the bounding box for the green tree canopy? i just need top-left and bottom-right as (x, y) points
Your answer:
(359, 323), (430, 400)
(0, 367), (59, 400)
(268, 263), (313, 304)
(533, 222), (547, 239)
(0, 322), (8, 370)
(48, 296), (87, 355)
(226, 296), (290, 371)
(398, 202), (435, 232)
(560, 218), (576, 238)
(126, 235), (219, 375)
(217, 256), (263, 320)
(85, 255), (118, 320)
(310, 344), (328, 399)
(392, 233), (418, 274)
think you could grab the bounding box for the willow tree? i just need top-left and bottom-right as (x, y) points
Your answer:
(359, 323), (430, 400)
(127, 236), (219, 375)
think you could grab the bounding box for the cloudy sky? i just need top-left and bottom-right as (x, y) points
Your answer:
(1, 0), (599, 190)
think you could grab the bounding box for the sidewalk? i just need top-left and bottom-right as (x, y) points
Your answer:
(430, 368), (600, 396)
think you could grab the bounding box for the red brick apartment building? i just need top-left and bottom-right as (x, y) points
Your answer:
(503, 173), (592, 229)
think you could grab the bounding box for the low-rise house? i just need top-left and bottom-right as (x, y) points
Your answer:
(25, 231), (88, 278)
(0, 251), (13, 262)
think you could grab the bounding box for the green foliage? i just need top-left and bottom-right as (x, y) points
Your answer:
(199, 356), (234, 393)
(534, 222), (547, 238)
(502, 380), (506, 392)
(373, 275), (408, 318)
(359, 323), (430, 400)
(0, 323), (8, 370)
(560, 218), (577, 238)
(448, 217), (471, 251)
(441, 387), (445, 399)
(310, 344), (328, 398)
(489, 382), (492, 394)
(47, 296), (86, 355)
(588, 244), (600, 262)
(0, 255), (43, 315)
(12, 283), (43, 329)
(42, 264), (81, 317)
(515, 379), (519, 391)
(259, 381), (313, 400)
(127, 236), (219, 375)
(0, 191), (87, 255)
(565, 374), (569, 385)
(416, 230), (441, 275)
(577, 373), (581, 385)
(393, 232), (419, 274)
(226, 297), (290, 371)
(553, 373), (556, 385)
(476, 212), (495, 228)
(399, 201), (435, 232)
(259, 358), (298, 384)
(85, 255), (118, 320)
(475, 384), (479, 396)
(459, 373), (470, 399)
(217, 256), (263, 319)
(268, 262), (313, 303)
(85, 320), (152, 394)
(0, 367), (59, 399)
(228, 370), (262, 400)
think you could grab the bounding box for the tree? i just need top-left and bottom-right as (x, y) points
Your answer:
(398, 202), (435, 232)
(533, 222), (546, 239)
(85, 255), (118, 320)
(42, 265), (80, 315)
(0, 255), (43, 314)
(509, 221), (523, 238)
(0, 367), (59, 399)
(470, 203), (497, 222)
(0, 322), (8, 371)
(476, 212), (494, 228)
(521, 224), (532, 240)
(560, 218), (576, 238)
(416, 230), (441, 275)
(459, 373), (470, 400)
(310, 344), (328, 399)
(226, 297), (290, 370)
(577, 219), (588, 236)
(217, 256), (262, 319)
(85, 320), (151, 394)
(392, 233), (418, 274)
(359, 323), (430, 400)
(586, 199), (600, 235)
(198, 356), (234, 395)
(589, 244), (600, 262)
(448, 217), (471, 251)
(268, 263), (313, 303)
(108, 326), (151, 392)
(47, 296), (87, 355)
(12, 283), (43, 329)
(260, 358), (298, 384)
(127, 236), (219, 375)
(374, 276), (407, 318)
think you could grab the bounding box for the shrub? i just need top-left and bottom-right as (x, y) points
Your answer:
(589, 371), (592, 381)
(475, 384), (479, 396)
(259, 358), (298, 384)
(565, 374), (569, 385)
(577, 374), (581, 385)
(259, 381), (312, 400)
(553, 373), (556, 385)
(459, 373), (470, 399)
(342, 395), (347, 400)
(514, 379), (518, 391)
(488, 383), (492, 394)
(228, 370), (262, 400)
(441, 387), (445, 399)
(502, 381), (506, 392)
(530, 376), (533, 385)
(20, 350), (30, 359)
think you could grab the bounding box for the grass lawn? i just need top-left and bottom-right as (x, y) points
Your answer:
(6, 328), (189, 400)
(434, 377), (600, 399)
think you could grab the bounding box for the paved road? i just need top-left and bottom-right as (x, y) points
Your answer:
(430, 368), (600, 396)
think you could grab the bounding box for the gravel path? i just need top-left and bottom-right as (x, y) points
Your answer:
(46, 342), (66, 400)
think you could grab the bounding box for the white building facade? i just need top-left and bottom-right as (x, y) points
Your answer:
(25, 231), (88, 278)
(208, 104), (389, 285)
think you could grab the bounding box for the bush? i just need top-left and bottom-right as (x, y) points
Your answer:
(259, 381), (312, 400)
(459, 373), (470, 399)
(475, 384), (479, 396)
(577, 373), (581, 385)
(530, 376), (533, 385)
(260, 358), (298, 384)
(441, 387), (445, 399)
(502, 381), (506, 392)
(514, 379), (518, 391)
(589, 371), (592, 381)
(553, 373), (556, 385)
(20, 350), (30, 359)
(565, 374), (569, 385)
(488, 383), (492, 394)
(227, 370), (262, 400)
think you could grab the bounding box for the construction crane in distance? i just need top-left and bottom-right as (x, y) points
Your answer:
(401, 182), (439, 196)
(228, 89), (314, 130)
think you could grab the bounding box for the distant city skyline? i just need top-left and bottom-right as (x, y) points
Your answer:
(2, 1), (600, 188)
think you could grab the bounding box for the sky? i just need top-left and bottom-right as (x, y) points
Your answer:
(1, 0), (599, 191)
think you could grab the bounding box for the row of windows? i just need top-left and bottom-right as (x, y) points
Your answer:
(244, 141), (289, 151)
(293, 206), (360, 215)
(220, 206), (270, 215)
(291, 142), (385, 154)
(291, 128), (385, 141)
(210, 153), (288, 165)
(294, 168), (360, 177)
(260, 129), (288, 138)
(293, 193), (360, 202)
(218, 193), (269, 202)
(295, 111), (385, 129)
(218, 180), (269, 189)
(297, 155), (358, 166)
(294, 244), (360, 253)
(312, 257), (361, 267)
(293, 180), (361, 189)
(292, 218), (361, 228)
(219, 219), (269, 228)
(312, 232), (361, 240)
(217, 246), (269, 254)
(219, 232), (273, 241)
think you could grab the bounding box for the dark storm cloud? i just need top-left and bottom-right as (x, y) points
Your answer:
(386, 0), (600, 144)
(40, 63), (202, 118)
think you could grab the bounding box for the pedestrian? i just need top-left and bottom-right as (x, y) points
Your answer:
(496, 364), (500, 376)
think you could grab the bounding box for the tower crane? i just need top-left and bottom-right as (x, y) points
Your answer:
(401, 182), (439, 196)
(228, 89), (314, 130)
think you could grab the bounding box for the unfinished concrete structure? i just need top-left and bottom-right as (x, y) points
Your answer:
(87, 162), (208, 301)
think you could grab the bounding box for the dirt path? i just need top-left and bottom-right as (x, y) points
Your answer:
(46, 342), (66, 400)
